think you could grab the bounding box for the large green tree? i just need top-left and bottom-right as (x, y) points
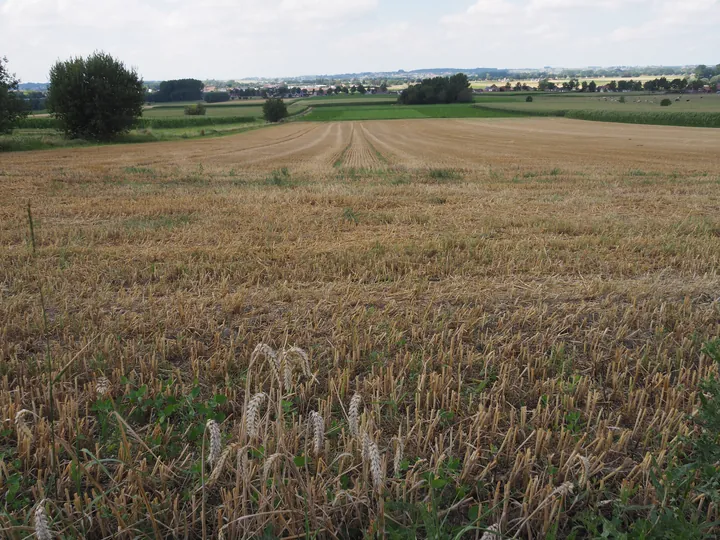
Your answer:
(398, 73), (471, 105)
(263, 98), (288, 123)
(0, 57), (29, 134)
(47, 52), (144, 140)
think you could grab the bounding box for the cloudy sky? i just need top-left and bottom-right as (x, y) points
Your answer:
(1, 0), (718, 82)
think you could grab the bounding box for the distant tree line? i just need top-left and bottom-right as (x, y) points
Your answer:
(204, 91), (230, 103)
(398, 74), (472, 105)
(146, 79), (204, 102)
(315, 83), (383, 96)
(534, 76), (716, 93)
(693, 64), (720, 80)
(229, 88), (262, 98)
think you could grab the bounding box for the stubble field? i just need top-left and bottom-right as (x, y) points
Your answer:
(1, 118), (719, 538)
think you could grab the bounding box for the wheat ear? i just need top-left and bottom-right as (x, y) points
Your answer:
(245, 392), (267, 439)
(34, 499), (52, 540)
(309, 411), (324, 456)
(349, 393), (362, 438)
(206, 420), (222, 466)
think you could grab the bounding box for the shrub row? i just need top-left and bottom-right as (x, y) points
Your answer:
(564, 110), (720, 128)
(18, 116), (257, 130)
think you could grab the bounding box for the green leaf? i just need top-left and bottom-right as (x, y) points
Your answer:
(294, 455), (307, 467)
(430, 477), (448, 489)
(468, 504), (479, 522)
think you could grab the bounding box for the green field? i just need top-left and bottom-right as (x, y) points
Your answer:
(143, 105), (265, 118)
(304, 94), (398, 105)
(304, 102), (522, 121)
(472, 93), (720, 127)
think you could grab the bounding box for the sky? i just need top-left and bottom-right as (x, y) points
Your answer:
(1, 0), (718, 82)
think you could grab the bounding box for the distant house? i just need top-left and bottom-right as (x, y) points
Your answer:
(485, 84), (499, 92)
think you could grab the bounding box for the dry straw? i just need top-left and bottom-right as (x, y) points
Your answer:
(4, 131), (720, 537)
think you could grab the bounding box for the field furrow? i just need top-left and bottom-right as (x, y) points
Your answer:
(339, 123), (386, 169)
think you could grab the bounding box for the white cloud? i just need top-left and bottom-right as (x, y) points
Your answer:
(439, 0), (718, 68)
(0, 0), (718, 81)
(0, 0), (380, 80)
(610, 0), (720, 43)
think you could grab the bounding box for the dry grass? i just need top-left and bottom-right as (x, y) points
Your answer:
(0, 118), (719, 538)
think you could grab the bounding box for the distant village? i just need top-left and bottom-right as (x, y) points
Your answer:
(199, 83), (390, 100)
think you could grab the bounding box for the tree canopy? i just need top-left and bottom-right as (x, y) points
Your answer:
(263, 98), (288, 123)
(47, 52), (145, 140)
(398, 74), (472, 105)
(0, 57), (29, 134)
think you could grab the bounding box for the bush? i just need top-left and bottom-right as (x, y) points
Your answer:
(263, 98), (288, 123)
(47, 52), (144, 140)
(525, 95), (533, 102)
(184, 103), (207, 116)
(661, 99), (672, 107)
(619, 96), (626, 103)
(0, 57), (29, 134)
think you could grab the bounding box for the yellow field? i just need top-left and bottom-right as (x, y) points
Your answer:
(1, 118), (719, 538)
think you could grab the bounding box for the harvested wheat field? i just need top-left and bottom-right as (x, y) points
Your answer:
(1, 118), (720, 539)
